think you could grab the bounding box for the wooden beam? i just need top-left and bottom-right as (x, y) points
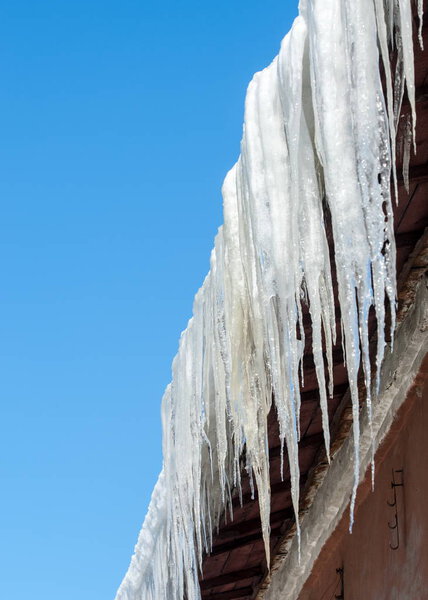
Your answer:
(395, 229), (427, 249)
(269, 431), (324, 460)
(401, 84), (428, 106)
(233, 471), (309, 508)
(201, 587), (253, 600)
(301, 347), (344, 373)
(299, 382), (349, 404)
(398, 162), (428, 184)
(217, 507), (294, 539)
(270, 472), (309, 497)
(200, 567), (262, 590)
(210, 527), (282, 556)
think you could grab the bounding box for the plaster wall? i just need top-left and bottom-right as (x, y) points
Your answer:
(297, 360), (428, 600)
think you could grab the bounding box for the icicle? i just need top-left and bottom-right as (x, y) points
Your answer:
(116, 1), (418, 598)
(402, 112), (413, 192)
(418, 0), (424, 49)
(397, 0), (417, 149)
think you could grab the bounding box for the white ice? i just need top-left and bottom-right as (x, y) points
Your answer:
(115, 1), (417, 598)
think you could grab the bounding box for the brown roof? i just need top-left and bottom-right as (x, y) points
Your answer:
(198, 7), (428, 600)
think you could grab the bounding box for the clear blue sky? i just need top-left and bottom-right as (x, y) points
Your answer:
(0, 2), (298, 598)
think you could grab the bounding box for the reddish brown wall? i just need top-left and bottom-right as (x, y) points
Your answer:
(298, 357), (428, 600)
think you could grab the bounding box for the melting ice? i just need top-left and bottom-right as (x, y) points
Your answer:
(116, 1), (418, 598)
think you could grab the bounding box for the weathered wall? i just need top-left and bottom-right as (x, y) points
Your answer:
(298, 357), (428, 600)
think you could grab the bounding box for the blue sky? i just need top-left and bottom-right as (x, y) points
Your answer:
(0, 2), (298, 598)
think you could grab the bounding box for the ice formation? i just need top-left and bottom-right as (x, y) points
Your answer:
(116, 1), (419, 598)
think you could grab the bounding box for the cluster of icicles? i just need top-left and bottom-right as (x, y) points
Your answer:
(116, 1), (421, 598)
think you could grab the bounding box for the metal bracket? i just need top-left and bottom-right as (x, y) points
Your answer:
(335, 567), (344, 599)
(387, 469), (404, 550)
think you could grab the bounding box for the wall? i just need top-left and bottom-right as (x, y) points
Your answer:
(298, 358), (428, 600)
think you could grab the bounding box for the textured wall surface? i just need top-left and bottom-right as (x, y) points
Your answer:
(298, 355), (428, 600)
